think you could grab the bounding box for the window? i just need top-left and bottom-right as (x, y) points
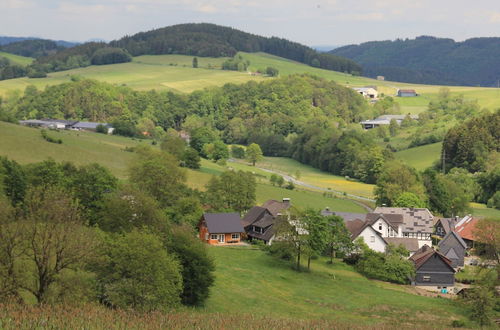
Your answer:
(379, 224), (382, 231)
(370, 236), (375, 242)
(404, 233), (409, 237)
(231, 233), (240, 240)
(218, 234), (225, 243)
(423, 276), (431, 282)
(205, 233), (209, 240)
(210, 234), (218, 240)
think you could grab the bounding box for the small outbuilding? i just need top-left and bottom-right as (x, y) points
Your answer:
(397, 89), (417, 97)
(410, 245), (455, 289)
(199, 213), (245, 245)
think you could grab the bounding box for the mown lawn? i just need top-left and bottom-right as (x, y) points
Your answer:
(204, 246), (469, 327)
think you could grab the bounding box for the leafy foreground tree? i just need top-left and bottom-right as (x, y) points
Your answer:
(93, 230), (182, 311)
(129, 146), (187, 207)
(394, 192), (427, 208)
(326, 215), (353, 264)
(166, 226), (215, 306)
(11, 187), (98, 303)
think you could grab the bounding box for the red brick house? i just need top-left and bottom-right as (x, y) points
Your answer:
(199, 213), (245, 245)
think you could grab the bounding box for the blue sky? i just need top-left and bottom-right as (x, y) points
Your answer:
(2, 0), (500, 46)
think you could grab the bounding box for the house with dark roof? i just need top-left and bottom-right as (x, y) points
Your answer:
(345, 215), (419, 255)
(373, 207), (434, 247)
(410, 245), (455, 289)
(199, 213), (245, 245)
(242, 199), (291, 245)
(320, 207), (366, 222)
(438, 231), (467, 268)
(434, 217), (458, 237)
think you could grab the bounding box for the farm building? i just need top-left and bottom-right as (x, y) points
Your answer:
(353, 87), (378, 100)
(410, 245), (455, 290)
(360, 114), (418, 129)
(397, 89), (417, 97)
(19, 119), (66, 129)
(434, 217), (458, 237)
(454, 215), (479, 248)
(199, 213), (245, 245)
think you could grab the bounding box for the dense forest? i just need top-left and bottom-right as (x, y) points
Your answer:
(109, 23), (361, 74)
(330, 36), (500, 86)
(0, 36), (77, 47)
(0, 39), (64, 58)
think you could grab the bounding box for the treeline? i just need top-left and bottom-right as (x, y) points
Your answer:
(442, 110), (499, 173)
(0, 56), (27, 80)
(110, 23), (361, 74)
(0, 39), (63, 58)
(330, 36), (500, 86)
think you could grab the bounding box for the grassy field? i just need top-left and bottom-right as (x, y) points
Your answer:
(470, 203), (500, 219)
(0, 51), (33, 66)
(245, 157), (376, 199)
(0, 246), (472, 328)
(395, 142), (442, 171)
(1, 51), (500, 113)
(203, 246), (468, 327)
(0, 122), (365, 213)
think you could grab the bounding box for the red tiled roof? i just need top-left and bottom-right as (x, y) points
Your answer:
(455, 217), (479, 241)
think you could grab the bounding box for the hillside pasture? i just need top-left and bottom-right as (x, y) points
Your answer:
(204, 246), (468, 327)
(395, 142), (442, 171)
(0, 122), (365, 212)
(0, 51), (33, 66)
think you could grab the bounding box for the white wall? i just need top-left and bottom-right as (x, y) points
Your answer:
(358, 227), (387, 253)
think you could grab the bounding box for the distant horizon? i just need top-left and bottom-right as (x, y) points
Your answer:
(2, 26), (499, 50)
(3, 1), (500, 46)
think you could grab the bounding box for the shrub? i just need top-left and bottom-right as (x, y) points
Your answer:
(41, 129), (62, 144)
(231, 145), (245, 159)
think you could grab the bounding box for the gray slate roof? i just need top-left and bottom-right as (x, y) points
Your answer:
(72, 121), (109, 129)
(242, 206), (269, 227)
(374, 207), (434, 233)
(321, 210), (367, 222)
(203, 213), (244, 234)
(438, 231), (468, 249)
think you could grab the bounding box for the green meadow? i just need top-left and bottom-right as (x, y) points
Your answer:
(0, 51), (33, 66)
(1, 51), (499, 114)
(204, 246), (468, 327)
(395, 142), (442, 171)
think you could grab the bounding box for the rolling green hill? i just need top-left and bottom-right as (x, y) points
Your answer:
(1, 51), (499, 115)
(0, 51), (33, 66)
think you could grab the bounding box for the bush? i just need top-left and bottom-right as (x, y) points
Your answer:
(451, 320), (465, 328)
(41, 129), (62, 144)
(231, 145), (245, 159)
(91, 48), (132, 65)
(285, 182), (295, 190)
(93, 230), (183, 311)
(95, 124), (108, 134)
(487, 191), (500, 210)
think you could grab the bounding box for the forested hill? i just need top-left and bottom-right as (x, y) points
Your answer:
(330, 36), (500, 86)
(34, 23), (361, 74)
(0, 39), (65, 58)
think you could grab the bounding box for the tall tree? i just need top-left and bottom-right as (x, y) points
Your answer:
(375, 161), (426, 206)
(205, 170), (256, 213)
(246, 143), (263, 166)
(128, 147), (187, 207)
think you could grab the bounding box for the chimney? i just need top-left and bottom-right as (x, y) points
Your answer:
(282, 198), (291, 207)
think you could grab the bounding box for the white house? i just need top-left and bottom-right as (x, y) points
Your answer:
(344, 209), (434, 254)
